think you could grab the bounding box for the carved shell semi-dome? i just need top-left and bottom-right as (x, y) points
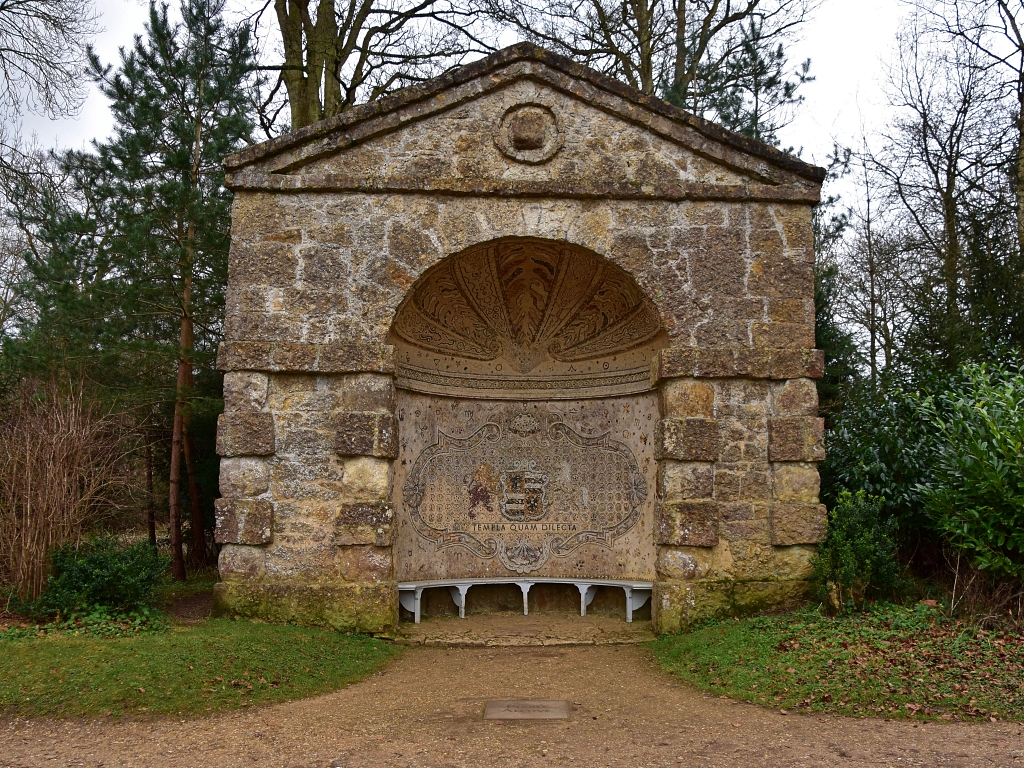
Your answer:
(389, 238), (667, 399)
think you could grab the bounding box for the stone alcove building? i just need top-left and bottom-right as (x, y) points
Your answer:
(213, 43), (827, 634)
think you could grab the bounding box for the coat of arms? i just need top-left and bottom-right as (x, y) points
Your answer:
(499, 462), (548, 521)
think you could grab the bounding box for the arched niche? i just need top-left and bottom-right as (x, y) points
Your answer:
(388, 237), (668, 399)
(389, 238), (666, 584)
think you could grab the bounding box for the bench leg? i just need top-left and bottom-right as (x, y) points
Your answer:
(515, 582), (532, 616)
(415, 588), (423, 624)
(624, 587), (633, 623)
(448, 584), (471, 618)
(575, 583), (596, 617)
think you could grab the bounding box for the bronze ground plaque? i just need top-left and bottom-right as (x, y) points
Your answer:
(483, 700), (570, 720)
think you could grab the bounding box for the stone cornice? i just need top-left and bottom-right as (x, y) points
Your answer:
(652, 348), (825, 382)
(225, 172), (821, 204)
(217, 341), (395, 374)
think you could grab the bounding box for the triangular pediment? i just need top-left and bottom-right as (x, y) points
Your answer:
(225, 43), (824, 197)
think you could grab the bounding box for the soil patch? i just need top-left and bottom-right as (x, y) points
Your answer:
(3, 643), (1021, 767)
(167, 591), (214, 623)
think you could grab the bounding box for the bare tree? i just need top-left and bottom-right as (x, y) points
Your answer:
(258, 0), (485, 132)
(0, 0), (98, 174)
(478, 0), (814, 133)
(832, 155), (917, 380)
(872, 20), (1010, 323)
(0, 0), (97, 119)
(0, 379), (131, 601)
(859, 14), (1024, 363)
(0, 212), (30, 341)
(917, 0), (1024, 261)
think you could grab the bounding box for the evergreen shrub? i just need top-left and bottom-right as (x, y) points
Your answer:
(919, 364), (1024, 580)
(29, 537), (169, 618)
(811, 490), (900, 610)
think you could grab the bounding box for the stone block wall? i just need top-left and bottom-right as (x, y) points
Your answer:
(213, 368), (399, 632)
(652, 349), (825, 632)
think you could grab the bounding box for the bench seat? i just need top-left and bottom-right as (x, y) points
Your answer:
(397, 577), (653, 624)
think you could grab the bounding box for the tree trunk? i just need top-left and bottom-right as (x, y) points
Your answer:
(168, 273), (194, 583)
(275, 0), (340, 130)
(168, 388), (188, 581)
(183, 425), (207, 567)
(146, 435), (157, 548)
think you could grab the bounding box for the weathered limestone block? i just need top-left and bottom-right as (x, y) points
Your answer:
(334, 501), (395, 546)
(656, 547), (703, 579)
(218, 543), (267, 581)
(723, 537), (775, 580)
(215, 499), (274, 544)
(747, 252), (813, 298)
(767, 297), (811, 324)
(656, 578), (809, 633)
(317, 343), (396, 374)
(770, 349), (824, 380)
(335, 545), (394, 583)
(774, 205), (814, 257)
(771, 378), (818, 416)
(772, 462), (821, 502)
(652, 348), (824, 383)
(219, 457), (270, 498)
(656, 418), (719, 461)
(656, 501), (719, 546)
(718, 416), (768, 462)
(713, 465), (771, 502)
(335, 411), (397, 458)
(732, 580), (810, 614)
(772, 545), (816, 579)
(717, 502), (770, 542)
(223, 371), (269, 411)
(657, 542), (734, 580)
(228, 239), (298, 287)
(341, 374), (395, 413)
(714, 379), (770, 419)
(768, 416), (825, 461)
(341, 457), (391, 501)
(659, 378), (714, 418)
(212, 581), (397, 633)
(770, 502), (827, 545)
(216, 412), (276, 457)
(751, 322), (816, 350)
(654, 579), (734, 633)
(658, 461), (713, 501)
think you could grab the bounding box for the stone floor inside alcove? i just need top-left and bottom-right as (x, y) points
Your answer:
(395, 612), (657, 646)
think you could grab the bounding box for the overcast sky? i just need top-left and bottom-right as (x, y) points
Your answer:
(20, 0), (909, 185)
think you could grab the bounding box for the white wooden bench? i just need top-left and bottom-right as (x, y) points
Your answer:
(397, 578), (653, 624)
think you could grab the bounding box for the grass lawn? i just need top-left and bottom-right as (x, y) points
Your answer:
(0, 618), (399, 718)
(652, 603), (1024, 722)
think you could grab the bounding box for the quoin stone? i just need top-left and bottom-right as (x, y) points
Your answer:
(214, 43), (827, 634)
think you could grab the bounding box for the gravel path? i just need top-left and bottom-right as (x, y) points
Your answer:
(2, 644), (1022, 767)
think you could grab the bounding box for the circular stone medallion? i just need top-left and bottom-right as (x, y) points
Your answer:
(495, 104), (563, 164)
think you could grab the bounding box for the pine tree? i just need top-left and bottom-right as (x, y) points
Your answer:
(682, 18), (813, 147)
(82, 0), (255, 579)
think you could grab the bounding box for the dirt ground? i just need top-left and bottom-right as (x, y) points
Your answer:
(163, 592), (214, 624)
(3, 633), (1023, 768)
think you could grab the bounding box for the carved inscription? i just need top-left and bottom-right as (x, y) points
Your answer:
(393, 394), (658, 580)
(389, 238), (666, 399)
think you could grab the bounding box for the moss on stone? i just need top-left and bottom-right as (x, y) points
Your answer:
(213, 581), (397, 634)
